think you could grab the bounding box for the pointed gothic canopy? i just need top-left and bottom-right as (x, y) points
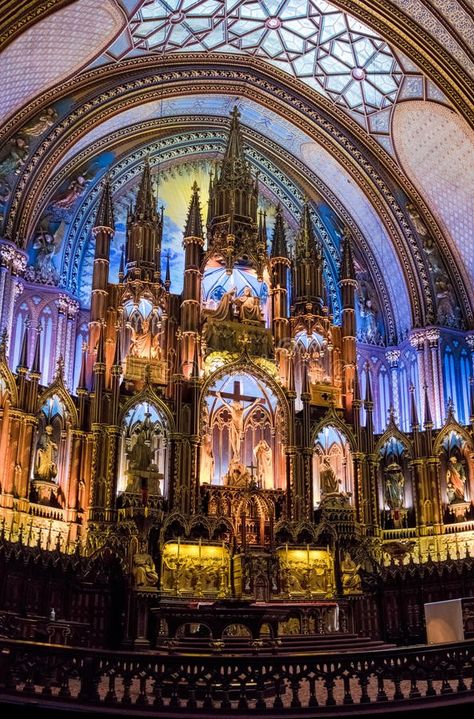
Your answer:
(271, 204), (288, 258)
(133, 157), (158, 222)
(93, 176), (115, 233)
(296, 201), (321, 260)
(340, 227), (356, 282)
(184, 182), (203, 238)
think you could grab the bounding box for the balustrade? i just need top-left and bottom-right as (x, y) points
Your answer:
(0, 637), (473, 713)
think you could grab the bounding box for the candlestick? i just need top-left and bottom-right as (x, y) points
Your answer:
(306, 543), (310, 565)
(177, 536), (180, 561)
(199, 536), (202, 560)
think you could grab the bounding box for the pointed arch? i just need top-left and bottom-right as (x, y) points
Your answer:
(37, 379), (78, 428)
(311, 408), (357, 452)
(375, 424), (413, 458)
(200, 352), (290, 429)
(119, 385), (175, 432)
(434, 420), (473, 456)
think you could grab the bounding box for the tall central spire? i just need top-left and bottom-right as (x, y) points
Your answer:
(133, 157), (157, 222)
(224, 106), (244, 162)
(207, 107), (263, 275)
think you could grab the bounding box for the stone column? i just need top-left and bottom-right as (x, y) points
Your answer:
(426, 329), (442, 427)
(385, 349), (401, 422)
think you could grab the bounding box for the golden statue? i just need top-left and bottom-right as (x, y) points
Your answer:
(132, 553), (158, 588)
(341, 552), (362, 594)
(35, 425), (58, 482)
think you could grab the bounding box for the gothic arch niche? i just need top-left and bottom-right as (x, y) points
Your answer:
(294, 330), (334, 410)
(377, 436), (413, 529)
(313, 425), (353, 507)
(118, 400), (170, 501)
(31, 394), (71, 507)
(201, 368), (286, 490)
(439, 430), (473, 523)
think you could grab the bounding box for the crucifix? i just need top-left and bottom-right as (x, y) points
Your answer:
(211, 380), (263, 461)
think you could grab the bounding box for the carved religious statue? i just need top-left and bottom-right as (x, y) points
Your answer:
(446, 455), (467, 504)
(253, 439), (273, 489)
(128, 427), (153, 472)
(35, 424), (58, 482)
(200, 433), (215, 484)
(203, 288), (236, 322)
(320, 458), (340, 495)
(217, 391), (262, 461)
(128, 318), (156, 359)
(341, 552), (362, 594)
(384, 462), (405, 510)
(235, 286), (263, 323)
(132, 553), (159, 588)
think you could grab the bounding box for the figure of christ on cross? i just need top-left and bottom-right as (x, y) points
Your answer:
(215, 381), (264, 462)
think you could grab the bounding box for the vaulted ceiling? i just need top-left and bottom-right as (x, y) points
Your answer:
(0, 0), (473, 342)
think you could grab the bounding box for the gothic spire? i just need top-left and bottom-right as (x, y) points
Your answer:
(340, 227), (356, 281)
(164, 251), (171, 291)
(77, 342), (87, 390)
(31, 324), (42, 375)
(423, 385), (433, 428)
(409, 385), (419, 429)
(17, 317), (30, 370)
(134, 157), (157, 221)
(364, 366), (373, 404)
(271, 204), (288, 258)
(296, 200), (320, 259)
(95, 322), (105, 365)
(184, 182), (203, 238)
(224, 106), (244, 162)
(94, 176), (114, 233)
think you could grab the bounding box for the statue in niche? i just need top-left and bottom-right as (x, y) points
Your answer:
(128, 426), (153, 472)
(200, 433), (215, 484)
(320, 457), (340, 495)
(407, 203), (461, 328)
(35, 425), (58, 482)
(435, 276), (461, 328)
(128, 317), (153, 358)
(253, 439), (273, 489)
(132, 553), (158, 588)
(341, 553), (362, 594)
(384, 462), (405, 510)
(203, 288), (236, 322)
(217, 391), (262, 461)
(225, 459), (251, 488)
(235, 286), (263, 323)
(150, 329), (162, 360)
(446, 455), (467, 504)
(357, 279), (380, 345)
(32, 227), (61, 284)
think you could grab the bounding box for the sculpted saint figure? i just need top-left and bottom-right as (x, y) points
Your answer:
(236, 286), (262, 323)
(203, 288), (236, 322)
(384, 462), (405, 510)
(35, 425), (58, 482)
(217, 391), (262, 461)
(129, 428), (152, 471)
(446, 455), (467, 504)
(254, 439), (273, 489)
(128, 318), (153, 358)
(200, 433), (215, 484)
(320, 457), (340, 495)
(132, 553), (158, 588)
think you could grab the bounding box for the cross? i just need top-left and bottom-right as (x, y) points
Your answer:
(209, 380), (260, 406)
(247, 460), (257, 483)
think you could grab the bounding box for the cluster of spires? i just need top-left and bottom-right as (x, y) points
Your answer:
(92, 107), (357, 294)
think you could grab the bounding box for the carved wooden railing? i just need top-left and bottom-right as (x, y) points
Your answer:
(0, 637), (474, 714)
